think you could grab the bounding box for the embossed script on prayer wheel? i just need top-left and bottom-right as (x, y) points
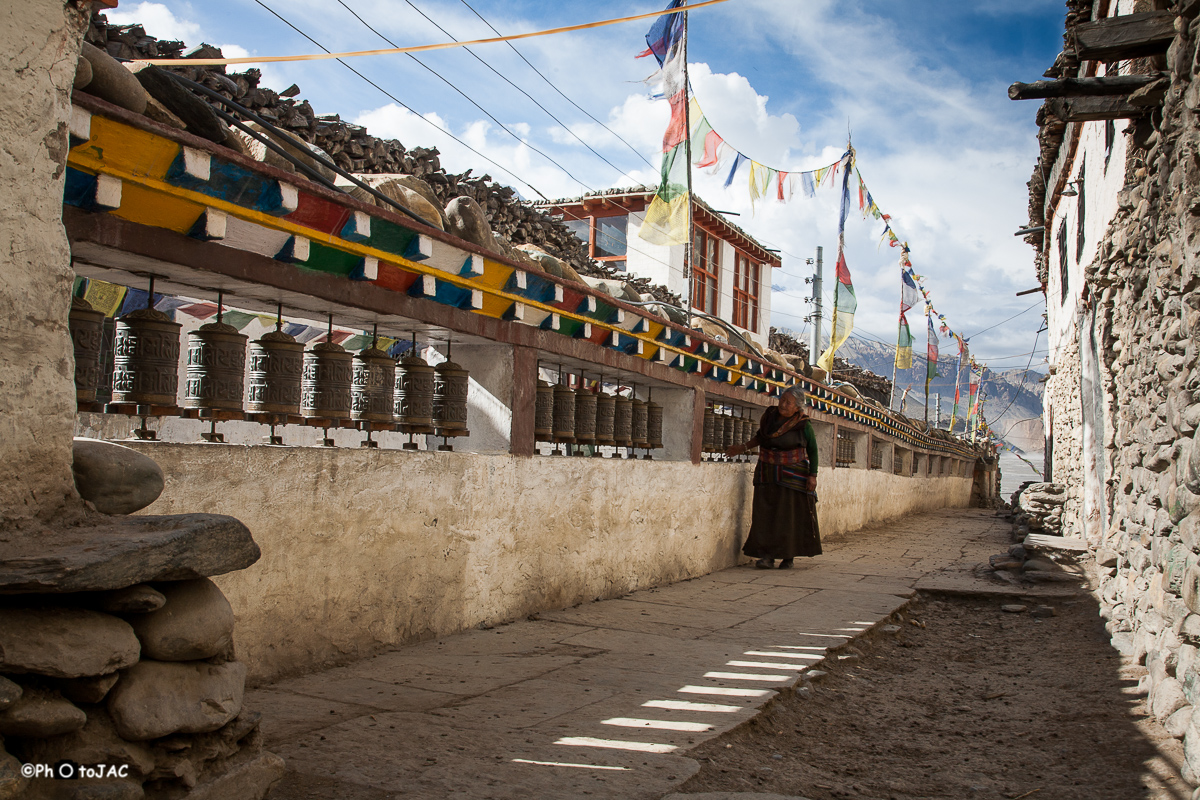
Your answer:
(552, 384), (575, 443)
(534, 380), (554, 441)
(433, 360), (469, 437)
(723, 415), (736, 452)
(574, 389), (598, 445)
(703, 406), (716, 451)
(112, 308), (181, 406)
(351, 346), (396, 423)
(647, 401), (663, 450)
(594, 392), (615, 445)
(631, 398), (648, 447)
(395, 354), (435, 433)
(69, 297), (105, 403)
(301, 341), (353, 420)
(184, 321), (248, 412)
(713, 410), (727, 452)
(613, 396), (633, 447)
(97, 317), (116, 405)
(247, 330), (303, 415)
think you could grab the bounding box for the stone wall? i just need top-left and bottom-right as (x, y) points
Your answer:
(0, 0), (89, 525)
(1043, 328), (1087, 537)
(126, 443), (975, 683)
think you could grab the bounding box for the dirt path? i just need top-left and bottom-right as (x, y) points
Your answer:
(678, 591), (1191, 800)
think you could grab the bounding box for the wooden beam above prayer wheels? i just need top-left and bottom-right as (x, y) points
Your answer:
(1071, 11), (1175, 62)
(1008, 73), (1163, 101)
(1044, 95), (1147, 122)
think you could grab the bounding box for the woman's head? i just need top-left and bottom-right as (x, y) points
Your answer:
(778, 385), (806, 417)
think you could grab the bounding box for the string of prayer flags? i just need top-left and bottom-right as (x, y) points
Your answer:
(894, 267), (919, 370)
(925, 312), (940, 394)
(638, 0), (691, 246)
(817, 148), (856, 374)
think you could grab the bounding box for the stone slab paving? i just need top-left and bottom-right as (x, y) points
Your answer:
(259, 508), (1081, 799)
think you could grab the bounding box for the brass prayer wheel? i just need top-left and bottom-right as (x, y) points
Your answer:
(534, 380), (554, 441)
(631, 398), (649, 448)
(574, 388), (598, 445)
(613, 395), (633, 448)
(112, 308), (182, 406)
(552, 384), (575, 443)
(594, 391), (615, 445)
(96, 317), (116, 405)
(301, 341), (353, 420)
(723, 414), (736, 453)
(351, 345), (396, 423)
(247, 329), (303, 415)
(395, 352), (436, 434)
(433, 359), (469, 437)
(734, 415), (746, 450)
(713, 409), (726, 452)
(69, 297), (105, 404)
(703, 406), (716, 452)
(184, 321), (247, 412)
(647, 401), (663, 450)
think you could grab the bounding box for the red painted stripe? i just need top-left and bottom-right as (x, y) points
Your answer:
(284, 192), (351, 236)
(373, 262), (420, 293)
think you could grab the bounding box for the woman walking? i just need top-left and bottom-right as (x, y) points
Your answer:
(725, 386), (821, 568)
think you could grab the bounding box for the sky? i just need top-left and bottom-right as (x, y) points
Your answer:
(104, 0), (1066, 375)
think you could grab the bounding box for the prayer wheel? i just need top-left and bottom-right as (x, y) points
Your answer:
(703, 406), (716, 452)
(734, 415), (747, 450)
(184, 321), (247, 412)
(395, 352), (436, 434)
(534, 380), (554, 441)
(69, 297), (105, 404)
(713, 409), (726, 453)
(301, 341), (353, 420)
(594, 391), (616, 446)
(111, 308), (181, 406)
(433, 359), (470, 437)
(631, 397), (649, 448)
(351, 344), (396, 423)
(723, 414), (736, 454)
(246, 329), (303, 415)
(96, 317), (116, 405)
(613, 395), (633, 448)
(647, 400), (663, 450)
(574, 388), (597, 445)
(552, 384), (575, 443)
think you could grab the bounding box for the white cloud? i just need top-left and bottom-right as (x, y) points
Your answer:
(105, 2), (201, 44)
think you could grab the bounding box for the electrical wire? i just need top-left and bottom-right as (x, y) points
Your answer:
(336, 0), (595, 195)
(963, 301), (1043, 339)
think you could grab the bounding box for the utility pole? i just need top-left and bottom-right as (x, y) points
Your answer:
(935, 393), (941, 429)
(809, 246), (823, 365)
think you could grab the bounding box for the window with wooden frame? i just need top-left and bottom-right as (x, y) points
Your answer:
(561, 211), (627, 272)
(732, 251), (760, 332)
(691, 229), (720, 314)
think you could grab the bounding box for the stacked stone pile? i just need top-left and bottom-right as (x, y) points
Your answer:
(1009, 482), (1066, 541)
(82, 16), (682, 309)
(0, 441), (277, 799)
(768, 328), (893, 404)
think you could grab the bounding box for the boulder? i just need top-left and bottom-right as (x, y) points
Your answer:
(0, 513), (260, 594)
(445, 196), (500, 254)
(0, 608), (139, 678)
(126, 63), (224, 143)
(17, 707), (156, 779)
(142, 95), (187, 132)
(0, 744), (26, 800)
(241, 123), (337, 184)
(186, 751), (285, 800)
(0, 687), (86, 738)
(0, 677), (20, 711)
(339, 174), (444, 230)
(78, 43), (148, 115)
(129, 579), (234, 662)
(72, 438), (164, 516)
(74, 56), (92, 91)
(59, 672), (120, 704)
(517, 244), (585, 284)
(107, 660), (246, 741)
(100, 584), (167, 614)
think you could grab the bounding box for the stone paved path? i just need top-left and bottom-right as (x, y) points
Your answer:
(256, 508), (1079, 800)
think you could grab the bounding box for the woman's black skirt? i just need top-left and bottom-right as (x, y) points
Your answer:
(742, 482), (822, 559)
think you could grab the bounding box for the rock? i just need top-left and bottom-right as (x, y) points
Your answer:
(18, 707), (156, 780)
(186, 751), (285, 800)
(0, 744), (26, 800)
(1167, 705), (1193, 739)
(1022, 556), (1057, 572)
(130, 578), (234, 662)
(126, 62), (225, 144)
(107, 660), (246, 741)
(880, 624), (902, 634)
(515, 244), (584, 284)
(245, 122), (337, 184)
(1030, 605), (1057, 618)
(74, 56), (92, 91)
(1008, 544), (1028, 560)
(78, 42), (148, 115)
(72, 438), (164, 516)
(340, 175), (444, 230)
(1154, 677), (1190, 722)
(0, 513), (260, 594)
(99, 584), (167, 614)
(1096, 547), (1119, 567)
(59, 672), (120, 704)
(0, 687), (86, 737)
(142, 95), (187, 132)
(0, 677), (20, 711)
(0, 608), (139, 678)
(989, 555), (1023, 571)
(445, 196), (500, 254)
(1001, 604), (1027, 613)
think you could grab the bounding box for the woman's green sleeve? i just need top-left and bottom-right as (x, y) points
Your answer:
(805, 422), (819, 473)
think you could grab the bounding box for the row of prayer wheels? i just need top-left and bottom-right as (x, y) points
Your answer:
(534, 377), (663, 456)
(69, 296), (469, 446)
(703, 404), (758, 461)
